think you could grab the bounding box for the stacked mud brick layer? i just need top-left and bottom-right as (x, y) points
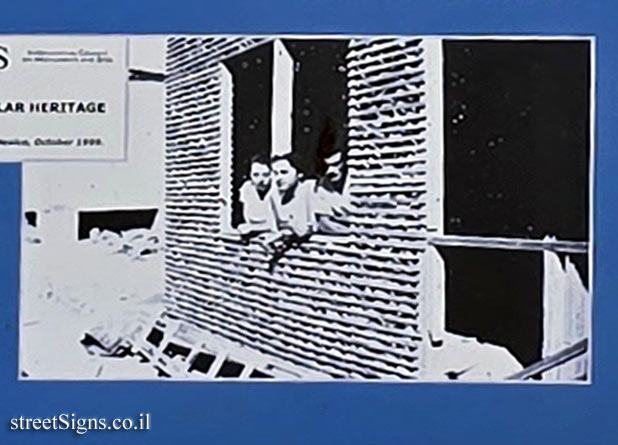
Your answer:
(164, 36), (431, 379)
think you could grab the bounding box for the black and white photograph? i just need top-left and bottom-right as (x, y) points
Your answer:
(19, 34), (593, 382)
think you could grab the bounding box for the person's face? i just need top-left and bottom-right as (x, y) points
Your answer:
(324, 151), (344, 182)
(272, 159), (299, 193)
(250, 162), (271, 193)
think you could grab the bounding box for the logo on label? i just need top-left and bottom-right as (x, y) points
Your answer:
(0, 46), (9, 70)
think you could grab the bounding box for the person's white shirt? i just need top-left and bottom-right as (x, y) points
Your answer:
(238, 181), (275, 233)
(269, 179), (317, 237)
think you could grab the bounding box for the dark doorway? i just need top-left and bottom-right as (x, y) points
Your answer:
(439, 246), (543, 367)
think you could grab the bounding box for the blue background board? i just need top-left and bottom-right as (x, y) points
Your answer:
(1, 1), (616, 443)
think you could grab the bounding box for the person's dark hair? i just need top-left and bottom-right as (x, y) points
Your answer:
(248, 153), (270, 169)
(271, 152), (301, 172)
(245, 153), (270, 181)
(316, 117), (347, 177)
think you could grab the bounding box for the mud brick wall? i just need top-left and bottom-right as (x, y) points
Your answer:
(164, 36), (432, 379)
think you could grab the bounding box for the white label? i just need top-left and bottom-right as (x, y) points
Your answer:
(0, 36), (127, 161)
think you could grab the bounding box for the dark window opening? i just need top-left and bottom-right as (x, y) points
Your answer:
(77, 208), (158, 240)
(285, 39), (349, 177)
(443, 40), (590, 241)
(188, 352), (217, 375)
(162, 342), (191, 359)
(25, 211), (37, 227)
(225, 39), (349, 227)
(249, 369), (273, 378)
(215, 360), (244, 378)
(146, 328), (164, 347)
(224, 43), (274, 228)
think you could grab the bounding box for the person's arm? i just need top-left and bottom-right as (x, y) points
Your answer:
(312, 185), (352, 235)
(316, 214), (351, 235)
